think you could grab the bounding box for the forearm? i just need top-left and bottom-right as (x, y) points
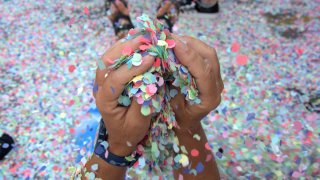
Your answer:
(80, 154), (127, 180)
(174, 122), (220, 180)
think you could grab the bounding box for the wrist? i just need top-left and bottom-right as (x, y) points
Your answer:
(108, 143), (136, 157)
(174, 121), (203, 135)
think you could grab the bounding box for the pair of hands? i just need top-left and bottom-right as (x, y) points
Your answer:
(93, 34), (223, 157)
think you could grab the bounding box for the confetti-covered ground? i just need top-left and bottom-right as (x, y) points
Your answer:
(0, 0), (319, 179)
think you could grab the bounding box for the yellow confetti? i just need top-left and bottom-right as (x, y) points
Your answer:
(131, 75), (143, 83)
(179, 154), (189, 167)
(157, 40), (168, 49)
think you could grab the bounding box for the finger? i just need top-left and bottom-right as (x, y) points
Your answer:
(98, 55), (155, 110)
(95, 35), (144, 86)
(179, 35), (224, 93)
(115, 0), (130, 16)
(172, 34), (215, 100)
(126, 98), (152, 126)
(157, 1), (172, 17)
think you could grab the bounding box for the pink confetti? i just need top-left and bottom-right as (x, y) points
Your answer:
(292, 171), (301, 178)
(295, 47), (303, 55)
(68, 65), (76, 73)
(105, 150), (109, 159)
(139, 44), (151, 51)
(84, 7), (89, 15)
(236, 54), (248, 66)
(122, 46), (133, 56)
(191, 149), (199, 157)
(68, 16), (75, 27)
(205, 154), (213, 162)
(166, 39), (175, 48)
(146, 84), (157, 95)
(205, 142), (211, 151)
(231, 42), (240, 52)
(293, 121), (302, 131)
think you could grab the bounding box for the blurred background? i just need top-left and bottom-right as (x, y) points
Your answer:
(0, 0), (319, 179)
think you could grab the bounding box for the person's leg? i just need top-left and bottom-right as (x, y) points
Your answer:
(106, 0), (134, 39)
(195, 0), (219, 13)
(156, 0), (180, 32)
(0, 133), (15, 161)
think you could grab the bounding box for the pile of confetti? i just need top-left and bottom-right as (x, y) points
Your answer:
(0, 0), (319, 179)
(100, 14), (201, 176)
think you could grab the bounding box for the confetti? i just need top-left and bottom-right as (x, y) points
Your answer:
(84, 7), (90, 16)
(91, 164), (98, 171)
(1, 1), (319, 179)
(195, 162), (204, 173)
(193, 134), (201, 141)
(236, 54), (248, 66)
(190, 149), (199, 157)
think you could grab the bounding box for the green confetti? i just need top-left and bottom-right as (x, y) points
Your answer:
(193, 134), (201, 141)
(141, 105), (151, 116)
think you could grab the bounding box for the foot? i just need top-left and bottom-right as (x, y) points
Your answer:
(0, 133), (15, 161)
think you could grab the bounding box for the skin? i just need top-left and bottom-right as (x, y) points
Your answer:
(79, 34), (223, 179)
(108, 0), (131, 39)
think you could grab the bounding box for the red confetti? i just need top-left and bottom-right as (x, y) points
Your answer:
(69, 128), (75, 134)
(68, 65), (76, 73)
(191, 149), (199, 157)
(154, 58), (161, 67)
(231, 42), (240, 52)
(69, 99), (75, 106)
(84, 7), (90, 15)
(236, 54), (248, 65)
(295, 47), (303, 55)
(166, 39), (176, 48)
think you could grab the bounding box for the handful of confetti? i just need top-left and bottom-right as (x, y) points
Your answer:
(105, 14), (201, 175)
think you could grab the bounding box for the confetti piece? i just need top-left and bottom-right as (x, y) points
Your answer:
(91, 164), (98, 172)
(68, 65), (76, 73)
(205, 142), (211, 151)
(205, 154), (212, 162)
(193, 134), (201, 141)
(141, 105), (151, 116)
(191, 149), (199, 157)
(179, 154), (189, 167)
(195, 162), (204, 173)
(122, 46), (133, 56)
(165, 39), (175, 48)
(1, 2), (318, 179)
(236, 54), (248, 66)
(231, 42), (240, 52)
(131, 53), (142, 66)
(84, 7), (89, 15)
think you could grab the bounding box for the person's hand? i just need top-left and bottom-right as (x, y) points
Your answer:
(94, 37), (155, 156)
(171, 34), (224, 130)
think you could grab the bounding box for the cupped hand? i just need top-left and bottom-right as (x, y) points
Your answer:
(93, 37), (155, 156)
(171, 34), (224, 130)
